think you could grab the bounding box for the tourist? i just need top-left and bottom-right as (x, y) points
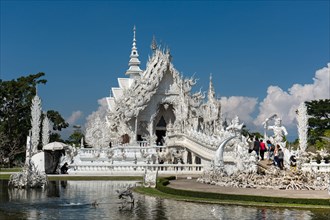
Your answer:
(60, 162), (69, 174)
(253, 137), (260, 159)
(259, 139), (266, 160)
(266, 140), (274, 161)
(278, 148), (284, 170)
(273, 144), (280, 167)
(248, 136), (254, 153)
(290, 155), (297, 172)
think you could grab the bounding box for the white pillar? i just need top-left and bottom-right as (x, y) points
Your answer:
(134, 117), (138, 143)
(191, 152), (196, 165)
(149, 119), (154, 146)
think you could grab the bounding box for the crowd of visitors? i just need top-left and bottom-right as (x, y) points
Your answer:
(249, 137), (292, 170)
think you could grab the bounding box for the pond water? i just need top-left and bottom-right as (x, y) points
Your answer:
(0, 180), (329, 220)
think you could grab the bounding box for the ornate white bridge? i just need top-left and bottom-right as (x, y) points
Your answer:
(67, 131), (243, 176)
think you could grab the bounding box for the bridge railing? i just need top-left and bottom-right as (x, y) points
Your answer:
(68, 164), (204, 175)
(301, 160), (330, 173)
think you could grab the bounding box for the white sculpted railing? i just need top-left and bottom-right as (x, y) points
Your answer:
(68, 164), (204, 175)
(166, 133), (217, 160)
(301, 161), (330, 173)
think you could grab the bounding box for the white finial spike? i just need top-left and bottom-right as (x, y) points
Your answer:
(151, 35), (157, 51)
(126, 25), (142, 78)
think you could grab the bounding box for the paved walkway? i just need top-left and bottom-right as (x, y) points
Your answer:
(168, 178), (330, 199)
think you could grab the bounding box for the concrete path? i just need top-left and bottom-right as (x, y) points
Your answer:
(168, 178), (330, 199)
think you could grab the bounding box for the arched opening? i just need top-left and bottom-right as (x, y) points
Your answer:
(156, 116), (166, 145)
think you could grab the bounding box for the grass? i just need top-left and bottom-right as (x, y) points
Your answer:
(135, 186), (330, 209)
(0, 174), (11, 180)
(133, 177), (330, 210)
(0, 167), (22, 172)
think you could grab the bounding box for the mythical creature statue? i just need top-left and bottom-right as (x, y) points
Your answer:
(226, 115), (244, 134)
(263, 115), (288, 146)
(116, 187), (134, 203)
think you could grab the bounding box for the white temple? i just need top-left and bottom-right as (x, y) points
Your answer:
(77, 27), (253, 175)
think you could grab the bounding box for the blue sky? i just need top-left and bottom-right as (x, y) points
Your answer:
(1, 1), (329, 141)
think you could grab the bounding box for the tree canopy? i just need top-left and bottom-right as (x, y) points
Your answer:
(0, 73), (69, 166)
(305, 99), (330, 147)
(0, 73), (47, 165)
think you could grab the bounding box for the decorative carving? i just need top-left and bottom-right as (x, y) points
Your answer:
(8, 161), (48, 189)
(85, 116), (111, 148)
(143, 168), (158, 188)
(30, 95), (42, 156)
(296, 102), (308, 153)
(42, 114), (50, 147)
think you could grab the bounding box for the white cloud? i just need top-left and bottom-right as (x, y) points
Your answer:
(220, 96), (258, 125)
(254, 63), (330, 135)
(66, 110), (83, 125)
(220, 63), (329, 140)
(85, 97), (108, 127)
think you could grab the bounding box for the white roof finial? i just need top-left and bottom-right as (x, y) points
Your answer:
(133, 25), (137, 49)
(151, 35), (157, 51)
(208, 73), (215, 102)
(126, 26), (143, 78)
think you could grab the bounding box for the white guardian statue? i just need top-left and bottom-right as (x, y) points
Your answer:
(263, 115), (288, 147)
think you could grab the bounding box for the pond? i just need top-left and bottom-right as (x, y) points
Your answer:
(0, 180), (329, 220)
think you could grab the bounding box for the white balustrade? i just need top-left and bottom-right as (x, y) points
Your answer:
(301, 161), (330, 173)
(68, 164), (204, 175)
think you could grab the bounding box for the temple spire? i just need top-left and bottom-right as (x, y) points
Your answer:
(126, 26), (143, 78)
(151, 35), (157, 52)
(208, 74), (216, 102)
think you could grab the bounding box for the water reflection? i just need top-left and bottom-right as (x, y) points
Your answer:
(0, 180), (329, 220)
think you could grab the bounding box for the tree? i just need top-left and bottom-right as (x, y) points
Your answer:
(0, 73), (69, 166)
(68, 129), (84, 147)
(0, 73), (47, 166)
(46, 110), (69, 142)
(305, 99), (330, 147)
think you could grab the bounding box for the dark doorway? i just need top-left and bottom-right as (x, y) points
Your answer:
(187, 151), (192, 164)
(155, 130), (166, 145)
(156, 116), (167, 145)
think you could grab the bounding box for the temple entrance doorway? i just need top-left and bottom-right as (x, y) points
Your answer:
(156, 130), (166, 146)
(156, 116), (166, 146)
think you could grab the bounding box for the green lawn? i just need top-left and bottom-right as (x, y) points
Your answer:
(132, 177), (330, 209)
(0, 167), (22, 172)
